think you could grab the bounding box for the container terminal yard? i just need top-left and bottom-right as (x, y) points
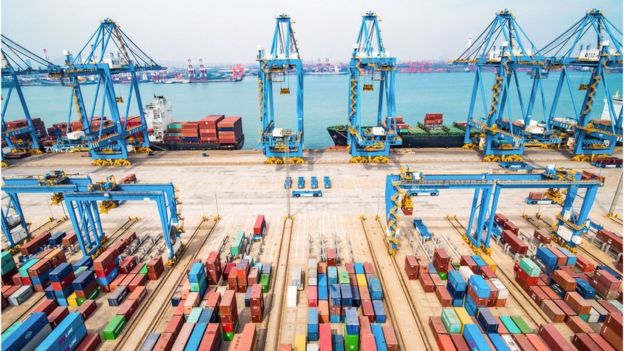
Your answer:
(1, 3), (624, 351)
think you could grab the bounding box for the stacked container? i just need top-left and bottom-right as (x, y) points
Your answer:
(93, 249), (119, 291)
(217, 116), (243, 145)
(49, 262), (75, 306)
(205, 251), (222, 285)
(189, 262), (208, 298)
(219, 289), (238, 341)
(250, 284), (264, 322)
(180, 122), (199, 142)
(253, 215), (266, 239)
(198, 115), (224, 143)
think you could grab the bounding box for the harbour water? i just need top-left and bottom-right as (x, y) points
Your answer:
(3, 72), (622, 149)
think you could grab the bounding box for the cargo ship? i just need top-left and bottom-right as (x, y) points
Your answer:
(327, 114), (467, 148)
(145, 96), (245, 151)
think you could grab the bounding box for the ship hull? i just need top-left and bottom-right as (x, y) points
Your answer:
(327, 127), (464, 148)
(151, 135), (244, 151)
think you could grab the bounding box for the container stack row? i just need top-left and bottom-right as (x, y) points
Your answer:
(163, 116), (243, 146)
(282, 253), (399, 351)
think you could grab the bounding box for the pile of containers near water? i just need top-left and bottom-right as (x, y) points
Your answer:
(282, 248), (399, 351)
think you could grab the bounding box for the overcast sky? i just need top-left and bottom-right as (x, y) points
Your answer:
(2, 0), (622, 65)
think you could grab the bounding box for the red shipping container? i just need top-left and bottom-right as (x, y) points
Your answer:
(534, 228), (552, 244)
(564, 292), (591, 315)
(165, 314), (185, 336)
(589, 333), (617, 351)
(128, 285), (147, 303)
(552, 270), (577, 291)
(48, 306), (69, 327)
(219, 290), (238, 323)
(75, 333), (102, 351)
(573, 333), (601, 351)
(512, 334), (536, 351)
(460, 256), (478, 272)
(502, 230), (528, 255)
(318, 323), (332, 351)
(228, 323), (256, 351)
(362, 299), (375, 322)
(436, 334), (457, 351)
(77, 300), (97, 321)
(171, 323), (194, 351)
(308, 286), (318, 307)
(540, 285), (560, 300)
(129, 273), (147, 292)
(363, 262), (375, 275)
(553, 299), (577, 319)
(254, 215), (266, 236)
(382, 325), (399, 351)
(451, 334), (470, 351)
(540, 300), (565, 323)
(435, 286), (452, 307)
(566, 316), (593, 334)
(198, 323), (222, 351)
(404, 255), (420, 280)
(420, 271), (435, 292)
(117, 299), (138, 320)
(574, 255), (595, 273)
(153, 332), (175, 351)
(34, 298), (57, 315)
(525, 334), (549, 351)
(429, 316), (447, 336)
(528, 286), (548, 306)
(494, 213), (508, 226)
(327, 249), (337, 266)
(502, 221), (519, 234)
(539, 324), (575, 351)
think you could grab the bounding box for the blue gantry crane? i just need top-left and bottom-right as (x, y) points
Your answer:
(257, 14), (305, 164)
(384, 166), (602, 256)
(347, 12), (401, 164)
(1, 35), (61, 158)
(540, 9), (623, 161)
(2, 170), (183, 262)
(454, 10), (546, 162)
(53, 18), (162, 166)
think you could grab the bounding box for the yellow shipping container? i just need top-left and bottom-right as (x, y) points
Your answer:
(294, 334), (307, 351)
(356, 274), (368, 287)
(453, 307), (473, 332)
(480, 254), (496, 272)
(67, 292), (78, 307)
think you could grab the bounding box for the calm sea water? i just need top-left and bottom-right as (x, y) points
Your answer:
(3, 72), (622, 149)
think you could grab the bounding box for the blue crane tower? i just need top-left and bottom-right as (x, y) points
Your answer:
(257, 14), (305, 164)
(2, 170), (183, 263)
(1, 35), (61, 159)
(347, 12), (401, 164)
(384, 167), (602, 256)
(454, 10), (546, 162)
(539, 9), (623, 161)
(53, 18), (162, 166)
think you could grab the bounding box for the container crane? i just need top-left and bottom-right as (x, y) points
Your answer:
(257, 14), (305, 164)
(53, 18), (163, 166)
(539, 9), (623, 161)
(347, 12), (401, 164)
(1, 35), (61, 158)
(187, 59), (196, 80)
(384, 167), (602, 256)
(454, 10), (545, 162)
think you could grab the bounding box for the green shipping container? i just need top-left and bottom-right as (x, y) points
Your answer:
(438, 272), (448, 280)
(139, 264), (148, 275)
(76, 297), (85, 306)
(1, 321), (21, 342)
(230, 231), (245, 256)
(510, 315), (533, 334)
(88, 288), (100, 300)
(338, 270), (350, 285)
(344, 326), (359, 351)
(1, 251), (16, 275)
(223, 331), (235, 341)
(18, 258), (39, 277)
(519, 258), (541, 277)
(260, 274), (270, 293)
(103, 315), (126, 340)
(579, 314), (589, 322)
(441, 308), (461, 334)
(500, 316), (521, 334)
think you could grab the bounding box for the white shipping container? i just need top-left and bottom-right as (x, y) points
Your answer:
(490, 278), (509, 299)
(459, 266), (474, 281)
(9, 285), (33, 306)
(502, 335), (522, 351)
(587, 308), (600, 323)
(286, 286), (298, 308)
(291, 266), (303, 290)
(307, 344), (319, 351)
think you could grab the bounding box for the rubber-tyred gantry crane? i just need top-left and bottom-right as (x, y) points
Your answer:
(540, 9), (623, 161)
(384, 167), (602, 256)
(53, 18), (163, 166)
(257, 14), (305, 164)
(347, 12), (401, 164)
(454, 10), (546, 162)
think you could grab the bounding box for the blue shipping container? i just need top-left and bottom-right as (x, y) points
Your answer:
(476, 308), (498, 333)
(199, 308), (215, 323)
(371, 324), (388, 351)
(354, 263), (364, 274)
(372, 300), (387, 323)
(351, 286), (361, 307)
(368, 277), (383, 300)
(576, 278), (596, 299)
(318, 285), (328, 300)
(462, 324), (490, 351)
(472, 255), (486, 267)
(4, 312), (48, 351)
(36, 312), (87, 351)
(557, 247), (577, 266)
(487, 333), (510, 351)
(185, 322), (208, 351)
(448, 270), (467, 291)
(465, 294), (478, 316)
(332, 334), (345, 351)
(49, 262), (73, 282)
(329, 284), (341, 306)
(536, 247), (558, 268)
(328, 266), (338, 284)
(140, 332), (161, 351)
(344, 307), (360, 335)
(318, 274), (328, 287)
(469, 275), (490, 299)
(74, 255), (93, 269)
(49, 231), (66, 246)
(340, 284), (353, 306)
